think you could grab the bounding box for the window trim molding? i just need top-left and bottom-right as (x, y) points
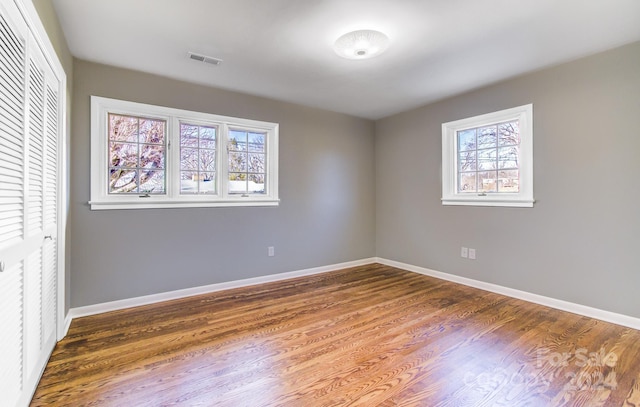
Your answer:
(441, 104), (534, 208)
(90, 96), (279, 210)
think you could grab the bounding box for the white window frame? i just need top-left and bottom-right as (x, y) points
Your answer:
(441, 104), (534, 207)
(90, 96), (279, 210)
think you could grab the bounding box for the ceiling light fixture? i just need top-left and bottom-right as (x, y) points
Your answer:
(333, 30), (389, 60)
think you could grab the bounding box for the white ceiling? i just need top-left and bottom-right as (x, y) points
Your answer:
(51, 0), (640, 120)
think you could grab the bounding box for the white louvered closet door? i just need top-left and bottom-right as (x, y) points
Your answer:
(0, 3), (28, 406)
(42, 70), (59, 349)
(0, 1), (62, 406)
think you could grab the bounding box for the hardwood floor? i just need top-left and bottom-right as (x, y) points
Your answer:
(32, 264), (640, 406)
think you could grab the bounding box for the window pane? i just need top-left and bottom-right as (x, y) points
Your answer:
(477, 148), (497, 170)
(229, 173), (247, 193)
(248, 153), (265, 173)
(180, 124), (199, 146)
(140, 170), (165, 193)
(110, 169), (138, 193)
(180, 171), (198, 194)
(498, 121), (519, 146)
(200, 176), (216, 193)
(498, 170), (519, 192)
(248, 173), (265, 193)
(498, 146), (519, 169)
(200, 126), (216, 139)
(458, 129), (476, 152)
(477, 126), (497, 149)
(140, 144), (164, 169)
(478, 171), (498, 193)
(229, 130), (247, 151)
(109, 114), (138, 142)
(458, 172), (477, 193)
(248, 132), (265, 152)
(200, 126), (217, 149)
(229, 151), (247, 172)
(458, 151), (476, 172)
(139, 119), (165, 144)
(199, 150), (216, 172)
(110, 142), (138, 168)
(181, 148), (198, 171)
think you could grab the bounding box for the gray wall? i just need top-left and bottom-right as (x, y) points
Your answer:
(70, 60), (376, 307)
(32, 0), (74, 312)
(376, 41), (640, 318)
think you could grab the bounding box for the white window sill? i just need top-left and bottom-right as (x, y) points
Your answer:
(89, 198), (280, 210)
(442, 197), (534, 208)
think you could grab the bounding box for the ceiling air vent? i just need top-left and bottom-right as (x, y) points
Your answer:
(188, 52), (223, 66)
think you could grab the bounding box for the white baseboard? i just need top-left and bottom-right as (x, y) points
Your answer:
(62, 256), (640, 336)
(376, 257), (640, 331)
(59, 314), (73, 339)
(67, 258), (376, 321)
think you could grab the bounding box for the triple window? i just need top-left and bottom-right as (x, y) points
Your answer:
(91, 96), (278, 209)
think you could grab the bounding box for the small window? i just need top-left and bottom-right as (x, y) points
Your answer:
(90, 96), (279, 210)
(442, 104), (534, 207)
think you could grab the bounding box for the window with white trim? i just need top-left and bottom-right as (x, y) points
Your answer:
(441, 104), (534, 207)
(90, 96), (279, 210)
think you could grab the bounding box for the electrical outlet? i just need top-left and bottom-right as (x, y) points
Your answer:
(268, 246), (275, 257)
(461, 247), (468, 258)
(468, 248), (476, 260)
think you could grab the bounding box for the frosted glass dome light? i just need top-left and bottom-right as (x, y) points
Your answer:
(334, 30), (389, 60)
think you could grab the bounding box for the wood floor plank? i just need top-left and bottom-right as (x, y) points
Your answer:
(31, 264), (640, 406)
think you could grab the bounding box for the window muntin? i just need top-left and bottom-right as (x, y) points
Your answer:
(108, 113), (166, 194)
(91, 96), (279, 210)
(441, 104), (533, 207)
